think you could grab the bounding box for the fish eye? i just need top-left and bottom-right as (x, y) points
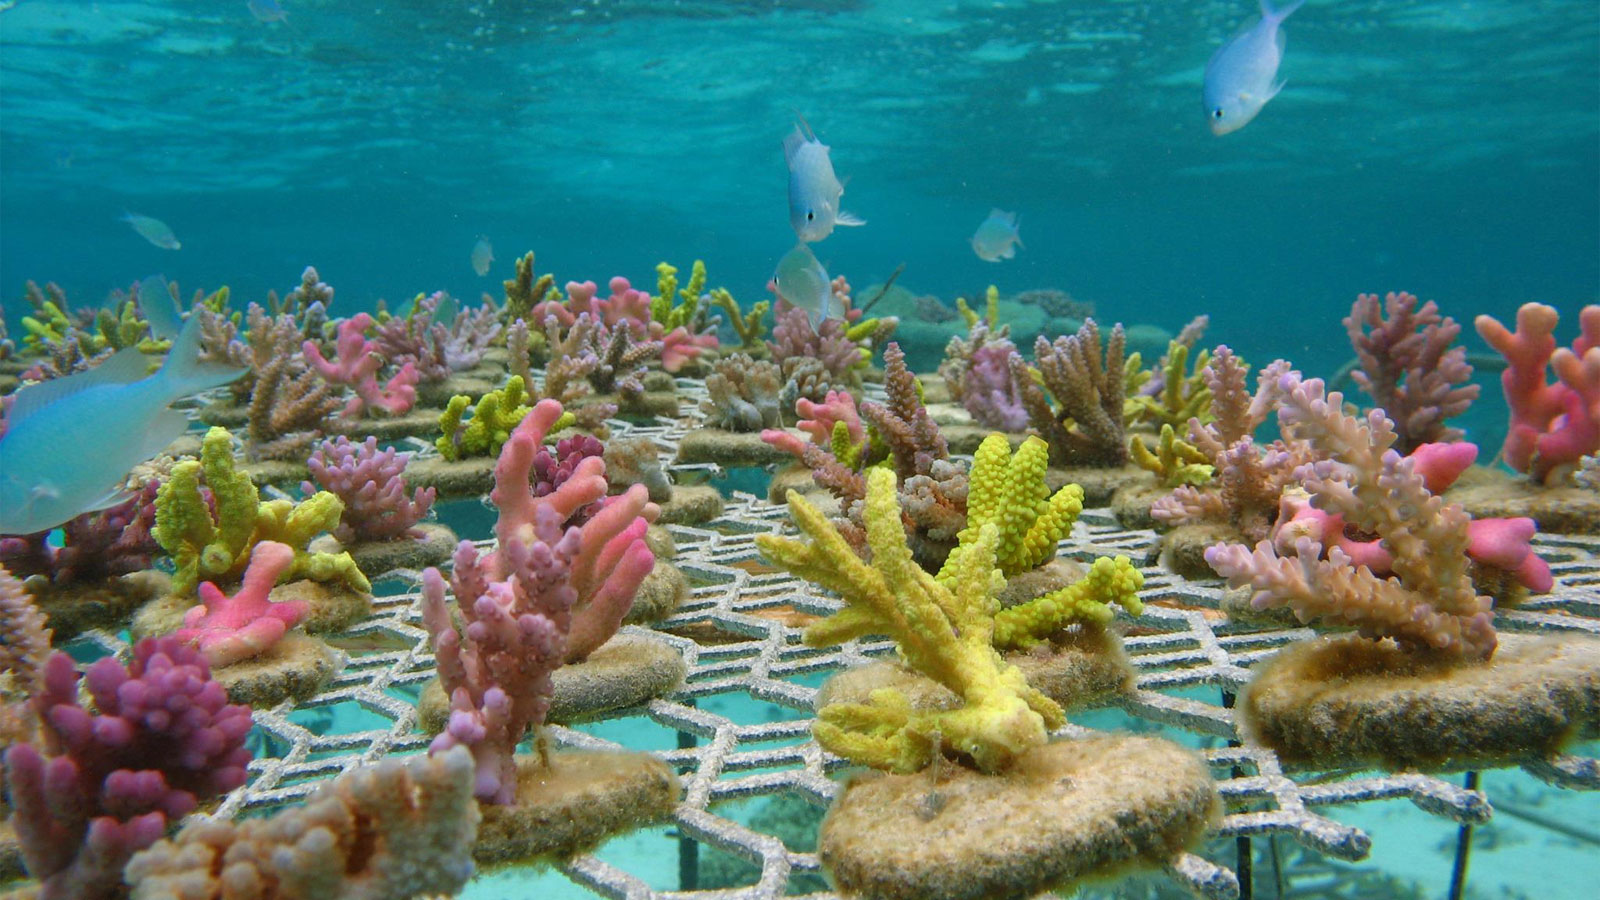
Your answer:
(1212, 108), (1224, 119)
(806, 211), (815, 221)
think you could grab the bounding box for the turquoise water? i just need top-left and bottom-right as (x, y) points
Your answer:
(5, 3), (1599, 898)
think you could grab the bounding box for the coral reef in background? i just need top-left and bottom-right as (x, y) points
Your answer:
(154, 427), (369, 596)
(1474, 302), (1599, 483)
(1342, 291), (1478, 453)
(759, 467), (1064, 774)
(1152, 346), (1311, 542)
(701, 352), (782, 431)
(125, 746), (480, 900)
(1014, 319), (1131, 467)
(1206, 373), (1498, 660)
(4, 637), (253, 899)
(1013, 287), (1093, 321)
(304, 435), (437, 543)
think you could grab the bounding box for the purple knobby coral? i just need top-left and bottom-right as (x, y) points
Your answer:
(303, 435), (437, 543)
(768, 302), (864, 397)
(531, 434), (608, 524)
(941, 320), (1028, 432)
(0, 481), (161, 587)
(1343, 291), (1479, 453)
(4, 637), (253, 900)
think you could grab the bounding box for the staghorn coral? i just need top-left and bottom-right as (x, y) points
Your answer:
(758, 467), (1064, 774)
(1015, 319), (1131, 467)
(124, 746), (479, 900)
(154, 427), (370, 597)
(174, 541), (308, 667)
(244, 303), (342, 460)
(1206, 373), (1498, 660)
(1151, 346), (1311, 542)
(769, 303), (867, 397)
(303, 314), (419, 420)
(374, 291), (502, 383)
(4, 637), (253, 900)
(701, 352), (782, 431)
(1126, 339), (1212, 432)
(265, 266), (334, 324)
(424, 400), (656, 803)
(434, 375), (543, 461)
(710, 286), (769, 354)
(1474, 303), (1599, 483)
(1342, 291), (1478, 453)
(304, 435), (437, 543)
(941, 434), (1084, 580)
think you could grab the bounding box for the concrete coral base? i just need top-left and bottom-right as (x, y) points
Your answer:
(326, 522), (459, 578)
(675, 428), (794, 467)
(133, 578), (372, 641)
(419, 634), (686, 731)
(403, 455), (498, 500)
(1241, 633), (1600, 771)
(31, 570), (169, 642)
(474, 751), (679, 867)
(625, 559), (688, 625)
(819, 736), (1219, 900)
(816, 626), (1134, 716)
(212, 631), (343, 707)
(654, 484), (724, 525)
(768, 464), (826, 505)
(1160, 522), (1245, 580)
(1110, 481), (1168, 531)
(0, 819), (22, 886)
(1446, 466), (1600, 534)
(1045, 463), (1146, 507)
(329, 407), (441, 441)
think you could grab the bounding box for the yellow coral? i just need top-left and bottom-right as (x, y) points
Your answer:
(992, 556), (1144, 651)
(1130, 424), (1215, 488)
(941, 435), (1083, 580)
(757, 468), (1062, 773)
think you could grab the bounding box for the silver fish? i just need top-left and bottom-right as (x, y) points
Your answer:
(785, 119), (865, 243)
(773, 244), (844, 329)
(971, 209), (1023, 262)
(122, 212), (181, 249)
(1203, 0), (1304, 136)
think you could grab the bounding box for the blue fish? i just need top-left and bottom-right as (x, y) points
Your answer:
(0, 310), (247, 535)
(773, 244), (844, 329)
(136, 274), (184, 341)
(785, 119), (864, 243)
(971, 209), (1023, 262)
(1203, 0), (1304, 136)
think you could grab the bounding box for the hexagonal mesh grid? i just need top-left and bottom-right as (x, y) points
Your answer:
(70, 385), (1600, 900)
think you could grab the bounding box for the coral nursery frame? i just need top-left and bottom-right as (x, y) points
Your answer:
(74, 379), (1599, 900)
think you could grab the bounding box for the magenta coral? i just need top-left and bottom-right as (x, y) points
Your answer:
(303, 313), (420, 419)
(530, 434), (607, 524)
(303, 435), (437, 543)
(4, 637), (253, 899)
(761, 389), (863, 457)
(1474, 303), (1600, 484)
(175, 541), (308, 667)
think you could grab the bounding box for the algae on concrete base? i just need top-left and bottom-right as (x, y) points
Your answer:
(1044, 463), (1146, 507)
(1446, 466), (1600, 534)
(473, 751), (679, 867)
(654, 483), (724, 525)
(1160, 521), (1243, 580)
(210, 631), (343, 707)
(675, 428), (795, 468)
(819, 736), (1219, 900)
(0, 819), (22, 886)
(1241, 632), (1600, 771)
(403, 455), (499, 500)
(625, 560), (687, 624)
(327, 522), (458, 578)
(32, 570), (169, 642)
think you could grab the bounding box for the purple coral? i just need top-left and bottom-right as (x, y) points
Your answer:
(4, 637), (253, 899)
(303, 314), (420, 419)
(304, 435), (437, 543)
(372, 291), (502, 383)
(768, 303), (863, 391)
(1344, 291), (1479, 453)
(0, 481), (161, 587)
(531, 434), (607, 524)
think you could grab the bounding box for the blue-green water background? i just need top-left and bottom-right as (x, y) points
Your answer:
(2, 0), (1597, 425)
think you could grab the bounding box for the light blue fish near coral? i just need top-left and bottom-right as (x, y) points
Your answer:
(122, 212), (181, 250)
(136, 274), (184, 341)
(971, 209), (1023, 262)
(471, 235), (494, 277)
(785, 119), (864, 243)
(247, 0), (288, 24)
(1203, 0), (1304, 136)
(773, 243), (843, 329)
(0, 310), (247, 535)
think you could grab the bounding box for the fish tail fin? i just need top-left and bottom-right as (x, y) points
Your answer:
(1261, 0), (1305, 22)
(156, 307), (248, 400)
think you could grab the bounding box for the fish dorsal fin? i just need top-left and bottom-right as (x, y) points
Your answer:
(6, 348), (150, 427)
(138, 274), (184, 341)
(783, 126), (807, 165)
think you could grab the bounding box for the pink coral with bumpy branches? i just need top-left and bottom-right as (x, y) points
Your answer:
(761, 389), (863, 458)
(1474, 303), (1600, 484)
(4, 637), (253, 900)
(176, 541), (308, 667)
(304, 435), (437, 543)
(303, 313), (420, 419)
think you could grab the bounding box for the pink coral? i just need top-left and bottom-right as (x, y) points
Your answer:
(303, 313), (420, 419)
(304, 435), (437, 543)
(761, 389), (863, 458)
(1344, 291), (1479, 453)
(176, 542), (308, 667)
(1474, 303), (1600, 483)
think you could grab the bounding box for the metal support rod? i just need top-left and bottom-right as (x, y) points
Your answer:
(1446, 770), (1480, 900)
(678, 699), (700, 891)
(1222, 688), (1251, 900)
